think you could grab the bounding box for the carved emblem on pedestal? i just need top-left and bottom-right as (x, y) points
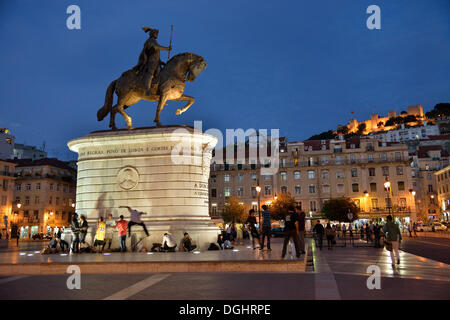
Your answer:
(117, 166), (139, 190)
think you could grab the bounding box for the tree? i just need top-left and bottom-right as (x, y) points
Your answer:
(425, 103), (450, 119)
(308, 130), (335, 140)
(337, 125), (349, 135)
(221, 196), (246, 223)
(377, 121), (384, 128)
(357, 123), (366, 135)
(321, 197), (359, 222)
(269, 192), (296, 221)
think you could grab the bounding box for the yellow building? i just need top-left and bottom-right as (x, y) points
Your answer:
(0, 160), (17, 237)
(209, 136), (417, 224)
(411, 145), (449, 222)
(435, 165), (450, 222)
(11, 158), (76, 238)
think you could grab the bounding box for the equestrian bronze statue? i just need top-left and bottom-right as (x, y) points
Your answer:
(97, 26), (207, 129)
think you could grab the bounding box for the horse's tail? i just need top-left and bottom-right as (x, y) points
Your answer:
(97, 80), (117, 121)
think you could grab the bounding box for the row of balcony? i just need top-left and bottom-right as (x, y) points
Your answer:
(0, 171), (13, 177)
(14, 173), (76, 183)
(211, 157), (409, 171)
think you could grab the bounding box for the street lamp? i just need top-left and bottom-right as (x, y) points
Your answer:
(363, 191), (369, 213)
(384, 177), (392, 219)
(256, 184), (261, 227)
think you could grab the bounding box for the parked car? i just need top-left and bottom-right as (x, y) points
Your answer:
(32, 233), (43, 240)
(270, 227), (285, 237)
(433, 223), (447, 231)
(417, 224), (432, 232)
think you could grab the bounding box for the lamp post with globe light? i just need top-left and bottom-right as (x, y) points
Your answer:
(384, 177), (392, 219)
(256, 184), (261, 227)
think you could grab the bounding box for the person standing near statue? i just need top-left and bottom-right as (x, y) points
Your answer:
(93, 216), (106, 253)
(116, 215), (128, 252)
(259, 205), (272, 251)
(103, 213), (116, 251)
(296, 207), (306, 255)
(133, 27), (172, 96)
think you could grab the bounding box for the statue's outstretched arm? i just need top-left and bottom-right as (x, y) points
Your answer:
(152, 43), (172, 51)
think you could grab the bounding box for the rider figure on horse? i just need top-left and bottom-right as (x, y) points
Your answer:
(133, 27), (172, 96)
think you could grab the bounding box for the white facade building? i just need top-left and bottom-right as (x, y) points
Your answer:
(368, 123), (440, 143)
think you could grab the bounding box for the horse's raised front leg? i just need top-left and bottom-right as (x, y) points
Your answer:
(175, 95), (195, 115)
(154, 94), (169, 127)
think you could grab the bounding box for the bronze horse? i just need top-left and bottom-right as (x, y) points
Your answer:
(97, 52), (206, 129)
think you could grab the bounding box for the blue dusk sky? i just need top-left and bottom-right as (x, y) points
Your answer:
(0, 0), (449, 160)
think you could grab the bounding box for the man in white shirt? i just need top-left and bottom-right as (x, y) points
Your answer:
(103, 213), (116, 251)
(119, 206), (150, 237)
(162, 233), (177, 251)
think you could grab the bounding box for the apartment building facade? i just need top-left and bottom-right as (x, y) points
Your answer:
(0, 160), (17, 236)
(11, 158), (76, 238)
(209, 136), (417, 223)
(435, 165), (450, 222)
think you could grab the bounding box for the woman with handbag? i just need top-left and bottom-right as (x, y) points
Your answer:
(382, 215), (402, 267)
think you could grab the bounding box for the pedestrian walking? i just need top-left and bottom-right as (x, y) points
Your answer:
(325, 223), (336, 250)
(365, 223), (371, 243)
(413, 222), (418, 237)
(281, 206), (301, 259)
(407, 224), (412, 238)
(70, 213), (80, 253)
(260, 205), (271, 251)
(16, 230), (20, 247)
(342, 223), (347, 239)
(116, 215), (128, 252)
(231, 223), (237, 244)
(313, 220), (325, 250)
(246, 209), (260, 250)
(373, 223), (381, 248)
(382, 215), (402, 267)
(295, 206), (306, 254)
(120, 206), (150, 237)
(103, 213), (116, 251)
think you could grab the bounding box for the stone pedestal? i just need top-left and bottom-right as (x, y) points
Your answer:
(67, 126), (220, 250)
